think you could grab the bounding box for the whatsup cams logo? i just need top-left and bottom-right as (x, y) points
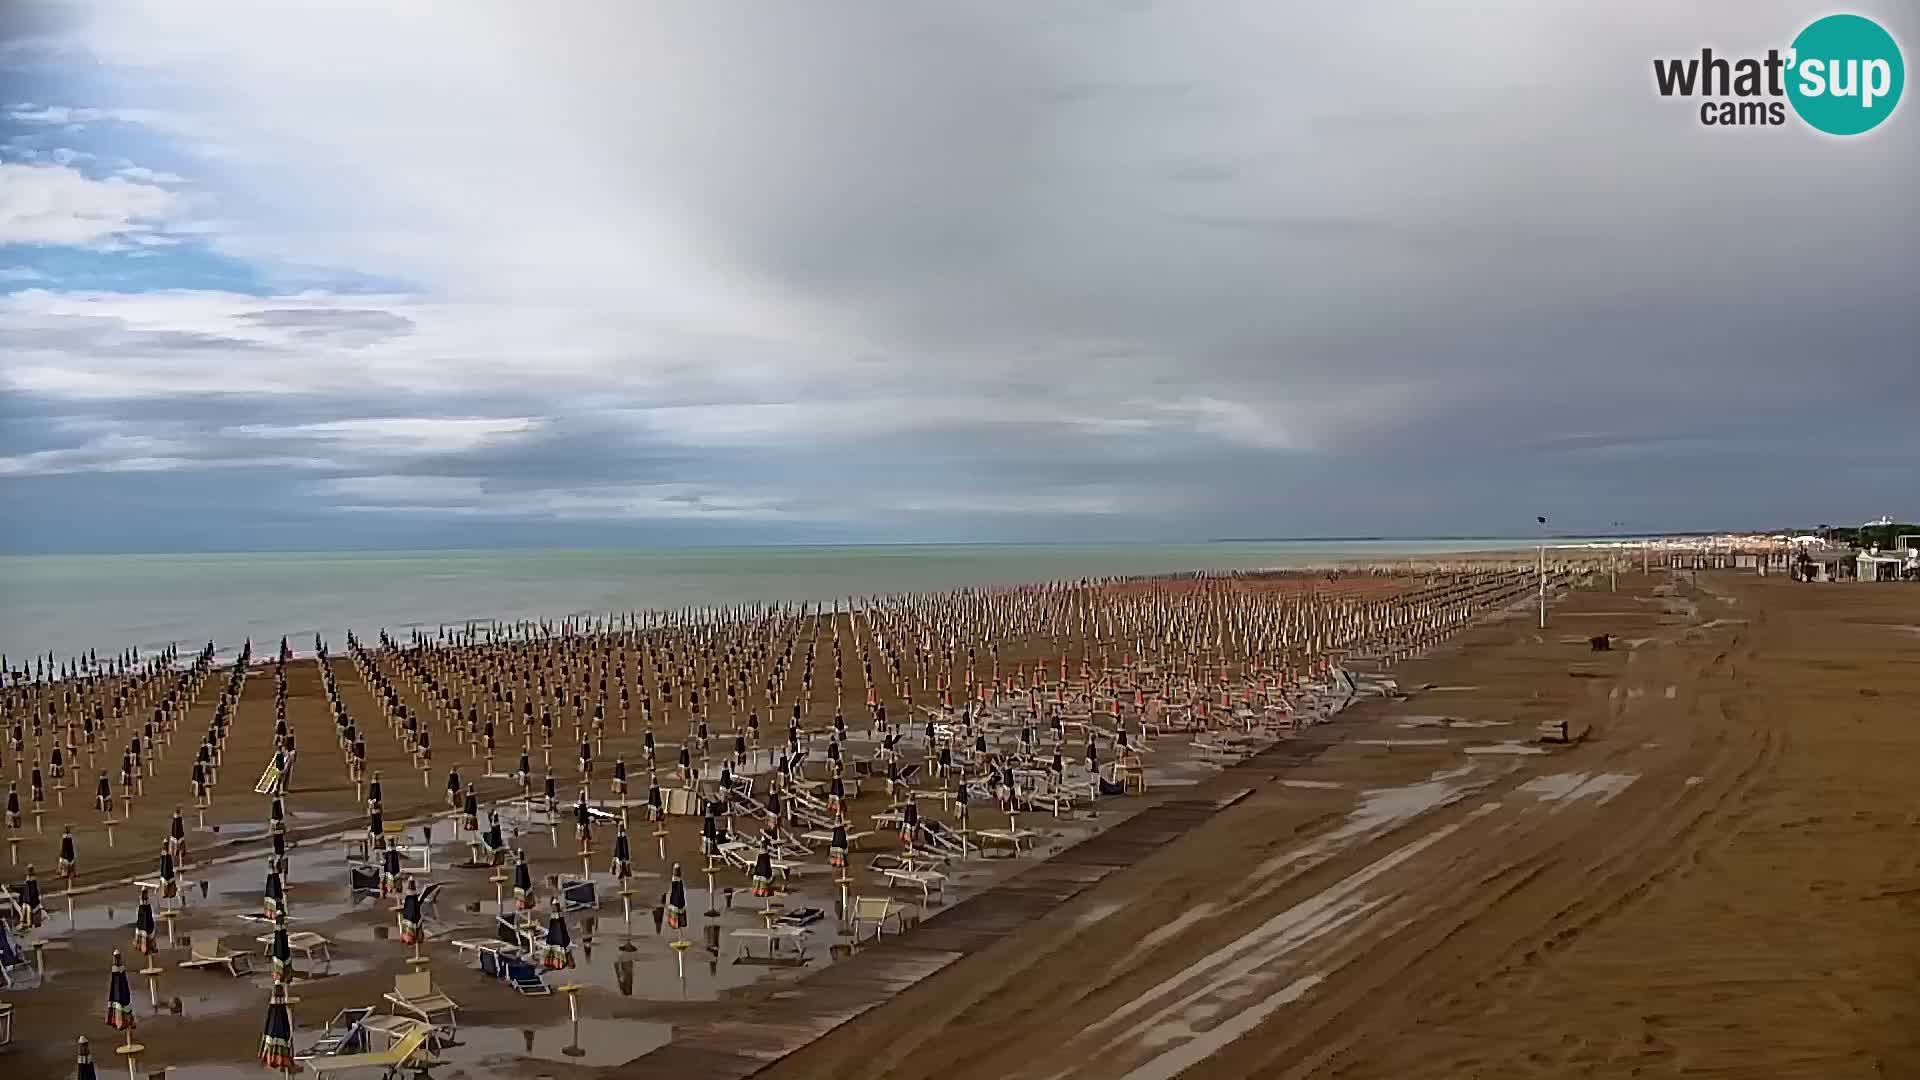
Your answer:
(1653, 13), (1904, 134)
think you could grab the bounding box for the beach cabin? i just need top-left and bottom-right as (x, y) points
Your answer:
(1792, 549), (1854, 582)
(1855, 549), (1908, 582)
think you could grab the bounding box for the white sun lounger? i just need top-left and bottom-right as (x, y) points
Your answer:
(849, 896), (905, 942)
(383, 970), (459, 1030)
(256, 930), (333, 962)
(179, 942), (254, 977)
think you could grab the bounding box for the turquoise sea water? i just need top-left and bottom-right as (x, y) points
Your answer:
(0, 541), (1563, 663)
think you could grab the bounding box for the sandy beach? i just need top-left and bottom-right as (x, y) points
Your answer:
(5, 561), (1914, 1078)
(1, 567), (1544, 1077)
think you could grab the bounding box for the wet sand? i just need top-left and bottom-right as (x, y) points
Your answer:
(749, 572), (1920, 1079)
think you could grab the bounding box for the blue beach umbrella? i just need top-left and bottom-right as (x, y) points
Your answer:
(513, 849), (534, 911)
(157, 848), (176, 900)
(21, 866), (45, 927)
(611, 823), (631, 883)
(132, 888), (155, 957)
(263, 869), (284, 920)
(75, 1036), (97, 1080)
(269, 913), (293, 983)
(665, 863), (687, 930)
(399, 877), (423, 946)
(105, 950), (135, 1033)
(258, 982), (295, 1072)
(541, 899), (574, 970)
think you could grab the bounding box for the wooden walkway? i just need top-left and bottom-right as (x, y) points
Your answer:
(622, 735), (1334, 1077)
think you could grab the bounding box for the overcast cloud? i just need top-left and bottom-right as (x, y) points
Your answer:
(0, 1), (1914, 552)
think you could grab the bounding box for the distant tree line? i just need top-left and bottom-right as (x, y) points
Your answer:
(1793, 523), (1920, 549)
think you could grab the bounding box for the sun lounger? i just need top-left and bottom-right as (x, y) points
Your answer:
(882, 867), (946, 902)
(0, 1000), (12, 1047)
(731, 925), (810, 962)
(383, 970), (459, 1030)
(974, 827), (1038, 853)
(305, 1018), (435, 1076)
(850, 896), (905, 942)
(256, 930), (333, 962)
(556, 876), (598, 912)
(300, 1006), (374, 1060)
(502, 957), (550, 995)
(179, 942), (255, 976)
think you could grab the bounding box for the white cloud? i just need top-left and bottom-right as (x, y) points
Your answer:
(0, 163), (185, 247)
(324, 477), (805, 522)
(231, 417), (538, 456)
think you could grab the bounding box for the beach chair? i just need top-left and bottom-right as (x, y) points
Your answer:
(850, 896), (904, 942)
(256, 930), (333, 963)
(348, 865), (382, 902)
(556, 876), (597, 912)
(179, 941), (255, 977)
(383, 969), (459, 1030)
(0, 923), (31, 988)
(501, 957), (550, 996)
(301, 1007), (374, 1059)
(305, 1018), (436, 1078)
(417, 882), (447, 923)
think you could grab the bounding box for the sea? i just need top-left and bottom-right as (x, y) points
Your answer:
(0, 540), (1568, 665)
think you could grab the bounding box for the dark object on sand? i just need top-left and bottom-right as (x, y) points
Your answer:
(1589, 635), (1612, 652)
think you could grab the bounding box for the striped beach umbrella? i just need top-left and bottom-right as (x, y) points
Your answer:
(665, 863), (687, 930)
(830, 823), (848, 869)
(132, 888), (155, 957)
(541, 898), (574, 969)
(75, 1036), (97, 1080)
(512, 849), (534, 910)
(105, 950), (135, 1032)
(258, 982), (295, 1072)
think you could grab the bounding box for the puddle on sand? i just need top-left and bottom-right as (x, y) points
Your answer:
(454, 1017), (673, 1067)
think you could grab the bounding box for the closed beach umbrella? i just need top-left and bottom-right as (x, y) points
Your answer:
(258, 982), (295, 1072)
(133, 888), (155, 957)
(381, 840), (402, 897)
(574, 794), (591, 844)
(461, 785), (479, 835)
(483, 812), (505, 864)
(4, 783), (18, 830)
(263, 869), (284, 920)
(541, 898), (574, 969)
(751, 844), (775, 898)
(59, 826), (76, 878)
(646, 779), (662, 821)
(105, 950), (135, 1032)
(269, 913), (293, 983)
(666, 863), (687, 930)
(157, 849), (176, 900)
(513, 849), (534, 910)
(167, 808), (187, 863)
(366, 800), (383, 842)
(21, 866), (45, 927)
(830, 823), (848, 869)
(399, 877), (423, 945)
(75, 1036), (97, 1080)
(611, 823), (631, 882)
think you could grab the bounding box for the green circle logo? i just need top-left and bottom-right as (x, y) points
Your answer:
(1787, 14), (1904, 135)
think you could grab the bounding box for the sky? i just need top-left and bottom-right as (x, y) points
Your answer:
(0, 1), (1914, 553)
